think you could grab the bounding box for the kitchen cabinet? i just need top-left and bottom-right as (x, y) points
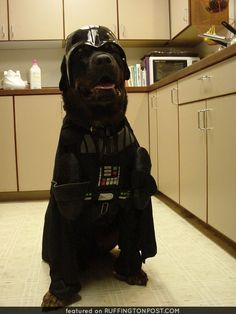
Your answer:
(64, 0), (118, 38)
(178, 55), (236, 241)
(207, 95), (236, 242)
(156, 82), (179, 203)
(178, 57), (236, 104)
(0, 97), (17, 192)
(170, 0), (228, 43)
(179, 94), (236, 241)
(126, 93), (149, 153)
(148, 91), (158, 185)
(179, 101), (207, 221)
(118, 0), (170, 40)
(8, 0), (63, 40)
(0, 0), (8, 40)
(170, 0), (190, 39)
(65, 0), (170, 40)
(14, 95), (62, 191)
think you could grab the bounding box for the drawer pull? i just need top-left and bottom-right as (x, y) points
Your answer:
(198, 75), (213, 81)
(198, 109), (206, 131)
(171, 87), (178, 104)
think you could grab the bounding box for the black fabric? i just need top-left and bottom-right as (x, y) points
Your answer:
(42, 115), (157, 300)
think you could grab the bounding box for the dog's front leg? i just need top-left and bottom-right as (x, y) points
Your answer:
(42, 197), (82, 309)
(114, 249), (148, 286)
(114, 268), (148, 286)
(113, 205), (148, 286)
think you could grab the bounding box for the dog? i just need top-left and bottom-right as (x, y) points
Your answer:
(41, 25), (157, 308)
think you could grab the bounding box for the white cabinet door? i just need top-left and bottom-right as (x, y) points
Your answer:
(8, 0), (63, 40)
(179, 101), (207, 221)
(207, 95), (236, 242)
(126, 93), (149, 153)
(148, 91), (158, 185)
(0, 0), (8, 40)
(0, 97), (17, 192)
(170, 0), (190, 39)
(118, 0), (170, 40)
(64, 0), (118, 37)
(15, 95), (62, 191)
(156, 82), (179, 203)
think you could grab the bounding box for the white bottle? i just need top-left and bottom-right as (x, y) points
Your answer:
(29, 59), (41, 89)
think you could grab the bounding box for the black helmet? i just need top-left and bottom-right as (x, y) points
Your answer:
(64, 25), (130, 85)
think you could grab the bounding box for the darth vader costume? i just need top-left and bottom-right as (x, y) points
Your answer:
(42, 25), (157, 303)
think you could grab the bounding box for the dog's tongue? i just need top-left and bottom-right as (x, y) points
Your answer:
(93, 83), (115, 90)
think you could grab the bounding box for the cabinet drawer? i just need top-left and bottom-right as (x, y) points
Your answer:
(178, 56), (236, 104)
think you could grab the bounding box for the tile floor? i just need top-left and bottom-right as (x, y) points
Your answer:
(0, 195), (236, 307)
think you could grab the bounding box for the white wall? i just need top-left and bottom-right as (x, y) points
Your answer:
(0, 45), (159, 87)
(0, 46), (64, 87)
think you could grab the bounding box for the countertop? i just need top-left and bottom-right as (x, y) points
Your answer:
(149, 43), (236, 91)
(0, 86), (61, 96)
(0, 86), (149, 96)
(1, 44), (236, 96)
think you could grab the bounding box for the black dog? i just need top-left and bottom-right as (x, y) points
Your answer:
(41, 25), (157, 308)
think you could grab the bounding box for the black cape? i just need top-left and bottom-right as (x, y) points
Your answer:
(42, 115), (157, 299)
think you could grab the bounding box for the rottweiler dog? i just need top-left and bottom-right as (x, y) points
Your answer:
(41, 25), (157, 308)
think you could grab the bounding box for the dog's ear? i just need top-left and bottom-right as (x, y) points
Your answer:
(59, 56), (70, 92)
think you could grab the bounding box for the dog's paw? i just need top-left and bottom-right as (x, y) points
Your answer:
(41, 291), (80, 310)
(113, 269), (148, 286)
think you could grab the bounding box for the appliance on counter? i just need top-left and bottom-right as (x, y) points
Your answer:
(141, 50), (200, 85)
(1, 70), (27, 89)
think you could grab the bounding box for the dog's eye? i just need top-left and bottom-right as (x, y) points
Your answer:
(73, 45), (94, 57)
(101, 43), (123, 56)
(76, 47), (83, 54)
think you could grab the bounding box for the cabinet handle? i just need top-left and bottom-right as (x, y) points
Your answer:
(120, 24), (125, 38)
(171, 87), (178, 104)
(183, 8), (188, 22)
(205, 108), (213, 130)
(10, 25), (14, 39)
(151, 95), (157, 109)
(197, 109), (206, 131)
(197, 75), (213, 80)
(1, 25), (6, 38)
(198, 108), (213, 131)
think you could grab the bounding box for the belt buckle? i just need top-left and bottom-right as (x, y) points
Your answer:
(100, 202), (109, 216)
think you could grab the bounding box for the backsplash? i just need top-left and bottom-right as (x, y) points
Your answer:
(0, 47), (64, 87)
(0, 46), (166, 88)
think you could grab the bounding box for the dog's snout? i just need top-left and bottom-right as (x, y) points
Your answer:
(93, 54), (113, 66)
